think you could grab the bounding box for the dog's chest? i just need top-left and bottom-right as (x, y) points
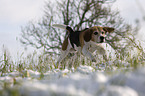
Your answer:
(84, 41), (102, 52)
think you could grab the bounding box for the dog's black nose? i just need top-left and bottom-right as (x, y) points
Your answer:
(100, 36), (105, 43)
(100, 36), (104, 40)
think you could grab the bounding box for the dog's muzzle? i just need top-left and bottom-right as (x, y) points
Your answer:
(100, 36), (105, 43)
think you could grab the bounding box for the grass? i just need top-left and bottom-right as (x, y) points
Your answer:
(0, 45), (145, 96)
(0, 47), (144, 74)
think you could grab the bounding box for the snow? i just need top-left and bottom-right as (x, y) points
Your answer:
(0, 65), (145, 96)
(76, 65), (95, 74)
(100, 85), (138, 96)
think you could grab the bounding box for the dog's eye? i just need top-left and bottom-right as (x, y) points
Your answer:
(94, 32), (98, 35)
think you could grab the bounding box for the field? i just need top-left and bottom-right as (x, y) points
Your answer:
(0, 49), (145, 96)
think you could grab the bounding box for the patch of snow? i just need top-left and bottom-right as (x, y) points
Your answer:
(0, 65), (145, 96)
(98, 85), (138, 96)
(8, 71), (20, 77)
(77, 65), (95, 74)
(27, 70), (40, 78)
(93, 72), (108, 83)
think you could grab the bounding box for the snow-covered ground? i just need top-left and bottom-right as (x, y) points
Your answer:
(0, 65), (145, 96)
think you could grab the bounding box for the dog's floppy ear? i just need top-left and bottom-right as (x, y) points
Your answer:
(83, 28), (93, 42)
(103, 27), (115, 33)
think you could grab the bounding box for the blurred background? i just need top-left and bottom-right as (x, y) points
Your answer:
(0, 0), (145, 60)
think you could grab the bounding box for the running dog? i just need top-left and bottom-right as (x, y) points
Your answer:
(52, 24), (114, 65)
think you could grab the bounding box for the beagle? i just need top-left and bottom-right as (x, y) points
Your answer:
(52, 24), (114, 65)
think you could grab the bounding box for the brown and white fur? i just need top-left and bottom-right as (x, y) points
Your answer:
(52, 24), (115, 66)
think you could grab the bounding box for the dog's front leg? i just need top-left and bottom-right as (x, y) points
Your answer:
(82, 46), (96, 62)
(95, 44), (108, 61)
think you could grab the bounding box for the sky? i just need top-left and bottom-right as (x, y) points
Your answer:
(0, 0), (145, 60)
(0, 0), (45, 59)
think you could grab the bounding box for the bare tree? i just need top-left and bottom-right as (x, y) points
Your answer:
(20, 0), (141, 57)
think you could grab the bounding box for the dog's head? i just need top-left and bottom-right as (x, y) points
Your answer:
(83, 26), (115, 43)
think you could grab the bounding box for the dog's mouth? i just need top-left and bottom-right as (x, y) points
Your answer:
(100, 40), (104, 43)
(96, 40), (104, 43)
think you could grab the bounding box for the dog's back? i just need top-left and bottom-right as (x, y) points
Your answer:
(52, 24), (88, 48)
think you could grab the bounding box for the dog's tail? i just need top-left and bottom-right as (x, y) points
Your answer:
(52, 24), (74, 33)
(52, 24), (67, 30)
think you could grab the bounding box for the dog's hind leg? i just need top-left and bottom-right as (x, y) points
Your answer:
(56, 50), (70, 67)
(71, 52), (78, 66)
